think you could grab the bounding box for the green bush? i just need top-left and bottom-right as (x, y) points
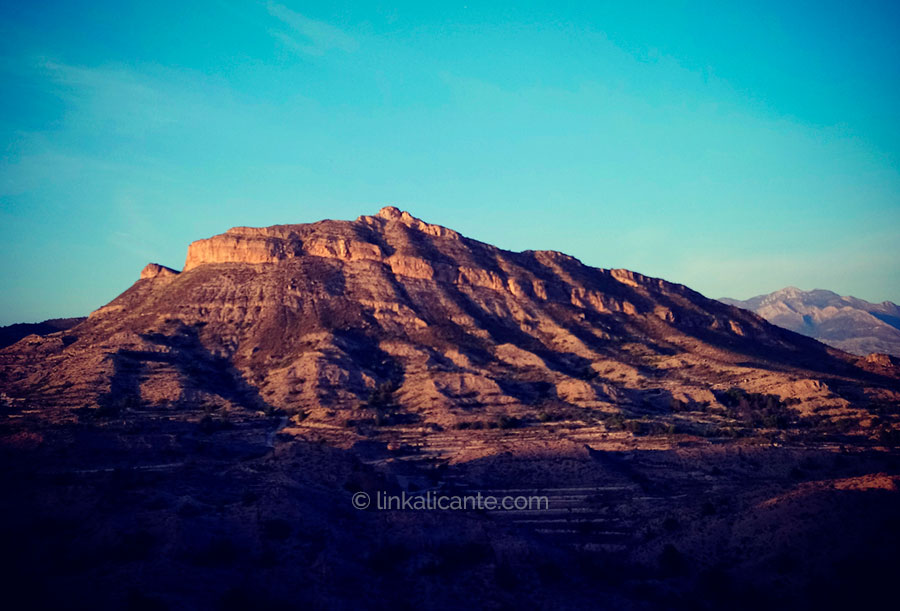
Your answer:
(625, 419), (644, 435)
(496, 415), (522, 429)
(577, 365), (599, 380)
(367, 380), (397, 408)
(604, 413), (626, 431)
(878, 427), (900, 448)
(720, 388), (795, 429)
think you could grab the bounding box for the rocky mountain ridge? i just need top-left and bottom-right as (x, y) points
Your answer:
(2, 208), (896, 434)
(721, 287), (900, 357)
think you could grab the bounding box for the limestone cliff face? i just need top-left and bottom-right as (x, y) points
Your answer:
(183, 229), (303, 270)
(178, 208), (671, 315)
(1, 207), (896, 424)
(182, 207), (458, 271)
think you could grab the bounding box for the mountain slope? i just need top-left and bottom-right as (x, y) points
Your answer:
(1, 208), (897, 429)
(721, 287), (900, 357)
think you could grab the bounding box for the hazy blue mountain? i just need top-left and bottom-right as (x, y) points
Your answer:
(721, 287), (900, 356)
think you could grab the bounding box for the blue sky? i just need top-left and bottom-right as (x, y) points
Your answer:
(1, 1), (899, 324)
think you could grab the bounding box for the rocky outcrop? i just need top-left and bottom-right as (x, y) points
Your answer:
(368, 205), (461, 238)
(183, 229), (303, 270)
(302, 236), (383, 262)
(867, 353), (898, 367)
(140, 263), (179, 280)
(862, 353), (900, 378)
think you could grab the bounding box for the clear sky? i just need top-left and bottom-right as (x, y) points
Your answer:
(1, 1), (899, 324)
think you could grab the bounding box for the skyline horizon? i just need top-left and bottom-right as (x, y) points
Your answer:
(2, 203), (899, 326)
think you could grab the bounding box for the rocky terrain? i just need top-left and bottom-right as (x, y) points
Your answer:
(2, 207), (899, 609)
(722, 287), (900, 357)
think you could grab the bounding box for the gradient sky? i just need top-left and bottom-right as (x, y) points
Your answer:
(2, 1), (899, 325)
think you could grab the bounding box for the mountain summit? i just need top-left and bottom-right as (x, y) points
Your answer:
(721, 287), (900, 357)
(2, 208), (895, 428)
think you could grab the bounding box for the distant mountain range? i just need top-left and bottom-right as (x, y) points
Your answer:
(721, 287), (900, 357)
(0, 317), (85, 349)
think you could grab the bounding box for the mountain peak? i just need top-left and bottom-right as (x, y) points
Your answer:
(373, 205), (407, 221)
(776, 286), (804, 295)
(366, 206), (460, 239)
(721, 287), (900, 357)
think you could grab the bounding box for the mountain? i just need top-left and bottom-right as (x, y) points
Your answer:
(2, 208), (899, 609)
(2, 207), (895, 424)
(0, 317), (85, 349)
(721, 287), (900, 357)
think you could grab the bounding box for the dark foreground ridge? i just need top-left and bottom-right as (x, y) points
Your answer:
(0, 316), (85, 349)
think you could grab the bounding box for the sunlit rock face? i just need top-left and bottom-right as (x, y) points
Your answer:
(2, 207), (894, 426)
(140, 263), (179, 280)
